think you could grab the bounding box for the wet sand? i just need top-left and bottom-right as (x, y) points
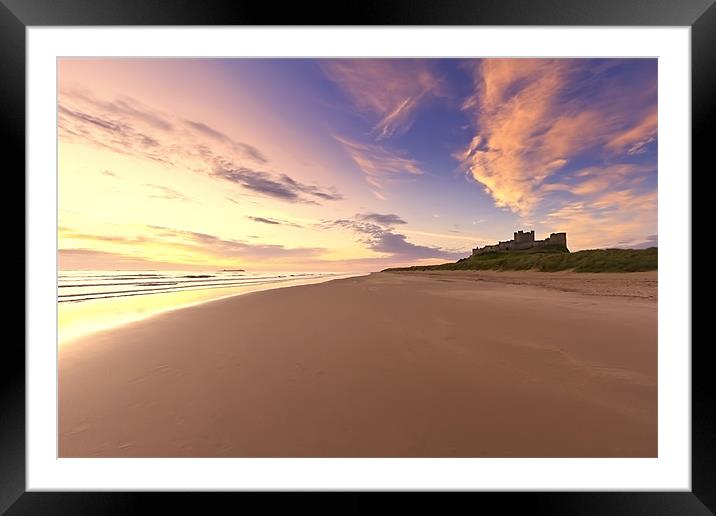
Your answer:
(59, 271), (657, 457)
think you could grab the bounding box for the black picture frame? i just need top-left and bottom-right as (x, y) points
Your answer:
(2, 1), (709, 513)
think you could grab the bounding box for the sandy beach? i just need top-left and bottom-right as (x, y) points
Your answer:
(59, 271), (657, 458)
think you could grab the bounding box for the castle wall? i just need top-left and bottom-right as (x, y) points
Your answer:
(512, 239), (537, 250)
(472, 230), (567, 256)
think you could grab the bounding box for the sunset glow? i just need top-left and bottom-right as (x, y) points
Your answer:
(59, 58), (657, 271)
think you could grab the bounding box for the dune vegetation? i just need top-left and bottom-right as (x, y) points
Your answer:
(384, 247), (657, 273)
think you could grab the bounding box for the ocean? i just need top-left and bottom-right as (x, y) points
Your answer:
(58, 270), (358, 344)
(59, 270), (344, 303)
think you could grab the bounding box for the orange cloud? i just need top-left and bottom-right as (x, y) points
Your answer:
(544, 189), (657, 249)
(460, 59), (657, 215)
(322, 59), (444, 139)
(557, 163), (653, 196)
(461, 60), (571, 214)
(606, 108), (658, 154)
(539, 161), (656, 249)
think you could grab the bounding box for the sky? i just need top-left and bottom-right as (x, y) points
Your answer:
(58, 58), (657, 272)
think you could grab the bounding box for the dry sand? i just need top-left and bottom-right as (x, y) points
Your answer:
(59, 271), (657, 457)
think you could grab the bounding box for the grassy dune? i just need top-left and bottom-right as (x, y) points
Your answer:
(385, 247), (657, 273)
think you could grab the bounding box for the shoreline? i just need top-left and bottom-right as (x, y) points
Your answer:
(60, 270), (657, 457)
(59, 272), (365, 345)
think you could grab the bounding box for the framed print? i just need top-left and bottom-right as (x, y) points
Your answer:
(3, 0), (711, 513)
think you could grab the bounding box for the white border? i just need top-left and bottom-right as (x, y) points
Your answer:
(27, 27), (691, 491)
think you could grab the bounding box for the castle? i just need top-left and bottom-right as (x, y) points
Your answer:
(472, 230), (568, 256)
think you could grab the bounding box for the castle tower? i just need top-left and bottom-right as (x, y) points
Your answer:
(513, 230), (535, 244)
(549, 232), (567, 247)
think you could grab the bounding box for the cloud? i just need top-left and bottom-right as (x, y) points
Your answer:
(143, 183), (192, 202)
(535, 159), (656, 249)
(105, 98), (174, 131)
(366, 231), (465, 260)
(322, 216), (466, 260)
(460, 59), (657, 215)
(59, 105), (130, 134)
(279, 174), (343, 201)
(60, 248), (124, 256)
(59, 103), (165, 160)
(147, 225), (324, 260)
(542, 163), (654, 197)
(249, 216), (280, 225)
(543, 189), (657, 250)
(335, 136), (421, 190)
(59, 88), (344, 207)
(322, 59), (445, 138)
(62, 224), (326, 268)
(59, 103), (174, 165)
(64, 90), (174, 131)
(357, 213), (407, 226)
(606, 108), (657, 155)
(58, 90), (270, 170)
(185, 120), (229, 141)
(59, 226), (149, 244)
(213, 164), (343, 204)
(185, 120), (268, 163)
(247, 216), (302, 228)
(59, 248), (190, 271)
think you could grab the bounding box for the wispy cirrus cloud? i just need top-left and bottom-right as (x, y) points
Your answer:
(147, 225), (325, 259)
(59, 226), (148, 244)
(213, 164), (343, 204)
(247, 216), (303, 228)
(63, 90), (174, 131)
(59, 88), (269, 167)
(542, 188), (657, 250)
(58, 248), (191, 271)
(143, 183), (192, 202)
(335, 136), (421, 191)
(605, 109), (657, 155)
(59, 88), (343, 205)
(185, 120), (268, 163)
(59, 104), (172, 164)
(537, 162), (656, 249)
(61, 224), (326, 268)
(540, 163), (654, 198)
(459, 59), (657, 215)
(540, 164), (657, 249)
(322, 59), (445, 139)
